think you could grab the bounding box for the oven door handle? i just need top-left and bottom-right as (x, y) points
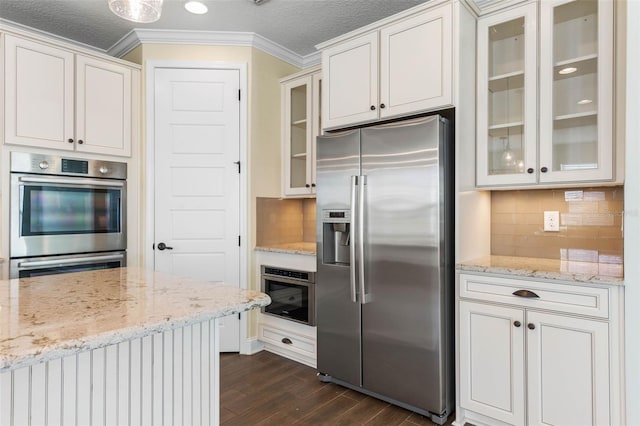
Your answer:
(19, 176), (124, 188)
(17, 254), (125, 268)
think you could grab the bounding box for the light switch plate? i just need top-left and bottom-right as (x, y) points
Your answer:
(544, 211), (560, 232)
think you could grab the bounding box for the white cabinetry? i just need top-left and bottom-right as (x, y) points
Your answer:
(476, 0), (614, 188)
(3, 34), (138, 157)
(281, 66), (321, 197)
(457, 273), (622, 426)
(319, 2), (452, 130)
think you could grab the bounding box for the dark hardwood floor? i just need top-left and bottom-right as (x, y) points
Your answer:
(220, 351), (455, 426)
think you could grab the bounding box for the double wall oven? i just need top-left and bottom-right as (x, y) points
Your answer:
(10, 152), (127, 278)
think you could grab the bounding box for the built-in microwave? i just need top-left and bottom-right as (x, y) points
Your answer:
(261, 266), (316, 326)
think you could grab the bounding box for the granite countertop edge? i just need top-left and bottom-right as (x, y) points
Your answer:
(456, 255), (624, 286)
(0, 296), (269, 373)
(255, 246), (316, 256)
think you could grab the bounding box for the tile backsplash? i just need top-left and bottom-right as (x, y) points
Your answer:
(491, 187), (623, 262)
(256, 197), (316, 246)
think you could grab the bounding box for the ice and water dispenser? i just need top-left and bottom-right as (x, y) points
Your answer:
(321, 210), (351, 265)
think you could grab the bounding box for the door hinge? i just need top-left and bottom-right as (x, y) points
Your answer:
(238, 89), (241, 101)
(234, 161), (241, 173)
(238, 235), (241, 247)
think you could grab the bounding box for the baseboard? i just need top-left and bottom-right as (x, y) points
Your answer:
(240, 337), (264, 355)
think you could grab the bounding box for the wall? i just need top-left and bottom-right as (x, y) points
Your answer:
(123, 43), (299, 341)
(491, 187), (624, 264)
(256, 198), (316, 246)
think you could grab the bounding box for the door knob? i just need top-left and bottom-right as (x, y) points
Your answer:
(514, 321), (522, 328)
(370, 105), (376, 110)
(68, 138), (74, 144)
(157, 242), (173, 251)
(528, 323), (536, 330)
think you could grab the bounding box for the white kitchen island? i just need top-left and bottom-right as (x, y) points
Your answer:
(0, 267), (270, 426)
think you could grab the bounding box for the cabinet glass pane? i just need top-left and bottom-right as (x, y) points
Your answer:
(290, 84), (308, 188)
(551, 1), (598, 172)
(487, 17), (526, 175)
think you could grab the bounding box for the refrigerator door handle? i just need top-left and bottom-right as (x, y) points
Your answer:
(349, 175), (358, 303)
(358, 174), (368, 304)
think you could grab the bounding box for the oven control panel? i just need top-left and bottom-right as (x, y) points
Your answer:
(10, 152), (127, 180)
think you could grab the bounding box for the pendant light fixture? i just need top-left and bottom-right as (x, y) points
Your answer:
(108, 0), (163, 23)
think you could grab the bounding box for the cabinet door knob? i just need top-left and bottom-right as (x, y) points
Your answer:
(305, 184), (311, 188)
(528, 323), (536, 330)
(380, 103), (386, 109)
(311, 183), (316, 187)
(281, 337), (293, 345)
(527, 168), (534, 174)
(78, 139), (84, 145)
(541, 167), (548, 173)
(370, 105), (376, 111)
(512, 289), (540, 298)
(514, 321), (522, 328)
(68, 138), (74, 144)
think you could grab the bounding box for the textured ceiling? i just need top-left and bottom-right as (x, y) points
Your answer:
(0, 0), (435, 56)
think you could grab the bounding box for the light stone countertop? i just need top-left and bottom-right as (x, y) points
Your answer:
(0, 267), (270, 372)
(255, 242), (316, 256)
(457, 255), (623, 285)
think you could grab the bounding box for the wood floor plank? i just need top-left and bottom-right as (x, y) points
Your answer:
(363, 403), (412, 425)
(220, 351), (452, 426)
(296, 394), (360, 424)
(334, 396), (390, 425)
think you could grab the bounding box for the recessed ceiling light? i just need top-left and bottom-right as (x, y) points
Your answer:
(558, 67), (577, 75)
(185, 1), (208, 14)
(577, 99), (593, 105)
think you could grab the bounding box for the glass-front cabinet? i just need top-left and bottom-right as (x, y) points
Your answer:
(539, 0), (613, 183)
(477, 3), (537, 186)
(477, 0), (613, 188)
(281, 66), (322, 197)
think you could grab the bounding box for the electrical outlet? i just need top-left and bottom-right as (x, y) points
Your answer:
(544, 211), (560, 232)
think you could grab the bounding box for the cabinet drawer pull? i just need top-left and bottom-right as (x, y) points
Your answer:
(281, 337), (293, 345)
(512, 289), (540, 298)
(514, 321), (521, 328)
(528, 323), (536, 330)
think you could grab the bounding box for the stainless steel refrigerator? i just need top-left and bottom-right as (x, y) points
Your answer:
(316, 115), (454, 425)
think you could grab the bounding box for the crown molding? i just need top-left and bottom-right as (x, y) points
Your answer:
(0, 18), (109, 54)
(108, 28), (319, 69)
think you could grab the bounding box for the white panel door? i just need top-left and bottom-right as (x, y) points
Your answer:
(322, 32), (379, 129)
(459, 300), (526, 425)
(76, 55), (132, 156)
(3, 34), (74, 150)
(380, 3), (452, 119)
(155, 68), (240, 352)
(526, 311), (610, 426)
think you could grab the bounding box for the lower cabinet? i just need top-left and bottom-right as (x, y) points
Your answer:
(457, 273), (622, 426)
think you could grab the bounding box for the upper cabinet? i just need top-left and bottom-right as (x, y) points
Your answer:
(320, 2), (452, 131)
(477, 0), (614, 188)
(3, 34), (139, 157)
(281, 66), (322, 197)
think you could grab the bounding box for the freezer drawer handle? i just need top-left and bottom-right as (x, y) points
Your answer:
(512, 289), (540, 298)
(281, 338), (293, 345)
